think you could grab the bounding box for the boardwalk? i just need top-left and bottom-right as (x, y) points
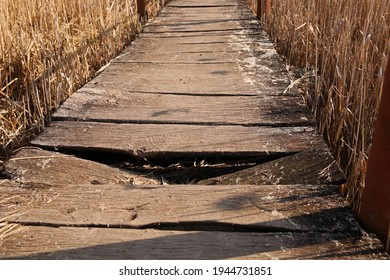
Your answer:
(0, 0), (388, 259)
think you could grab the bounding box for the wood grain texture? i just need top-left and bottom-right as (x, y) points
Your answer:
(1, 0), (387, 260)
(3, 148), (158, 185)
(88, 62), (289, 96)
(1, 226), (387, 260)
(2, 182), (358, 232)
(31, 121), (329, 158)
(199, 150), (346, 185)
(53, 89), (314, 126)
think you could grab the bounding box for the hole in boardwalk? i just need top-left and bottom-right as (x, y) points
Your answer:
(53, 149), (289, 185)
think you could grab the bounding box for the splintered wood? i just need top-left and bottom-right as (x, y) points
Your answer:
(1, 0), (387, 259)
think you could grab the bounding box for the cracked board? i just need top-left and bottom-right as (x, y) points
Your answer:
(1, 226), (387, 260)
(31, 122), (329, 158)
(1, 181), (358, 232)
(198, 150), (346, 185)
(3, 148), (158, 185)
(52, 89), (314, 126)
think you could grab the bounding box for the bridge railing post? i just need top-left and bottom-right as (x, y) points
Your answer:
(137, 0), (146, 19)
(256, 0), (271, 21)
(359, 58), (390, 252)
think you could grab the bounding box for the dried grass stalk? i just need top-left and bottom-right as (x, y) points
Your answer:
(0, 0), (165, 155)
(248, 0), (390, 212)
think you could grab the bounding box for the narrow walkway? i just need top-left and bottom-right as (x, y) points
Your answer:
(0, 0), (387, 259)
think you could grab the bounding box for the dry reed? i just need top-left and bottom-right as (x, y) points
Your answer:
(0, 0), (165, 155)
(248, 0), (390, 212)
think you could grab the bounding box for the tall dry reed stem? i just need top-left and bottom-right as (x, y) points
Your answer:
(248, 0), (390, 212)
(0, 0), (165, 155)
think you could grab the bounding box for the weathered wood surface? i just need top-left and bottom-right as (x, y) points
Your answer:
(199, 150), (346, 185)
(144, 21), (259, 33)
(2, 0), (386, 260)
(1, 181), (357, 232)
(53, 89), (314, 126)
(166, 0), (241, 7)
(31, 122), (328, 158)
(3, 148), (158, 185)
(87, 62), (289, 96)
(1, 226), (387, 260)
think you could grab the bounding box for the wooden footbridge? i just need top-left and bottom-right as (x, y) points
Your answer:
(0, 0), (388, 259)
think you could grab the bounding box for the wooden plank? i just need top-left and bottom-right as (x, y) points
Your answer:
(1, 226), (387, 259)
(87, 76), (257, 95)
(158, 12), (256, 21)
(199, 150), (346, 185)
(125, 36), (277, 56)
(89, 61), (289, 96)
(115, 51), (236, 64)
(140, 29), (264, 38)
(167, 1), (240, 8)
(2, 181), (358, 232)
(31, 121), (329, 158)
(124, 33), (271, 46)
(128, 40), (245, 54)
(89, 63), (259, 95)
(3, 148), (158, 185)
(53, 89), (314, 126)
(144, 21), (259, 33)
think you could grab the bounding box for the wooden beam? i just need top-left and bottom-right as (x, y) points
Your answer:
(360, 58), (390, 251)
(137, 0), (146, 19)
(256, 0), (271, 20)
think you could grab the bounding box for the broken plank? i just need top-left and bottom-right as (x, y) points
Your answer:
(198, 150), (346, 185)
(53, 90), (314, 126)
(1, 226), (387, 259)
(3, 181), (358, 232)
(3, 148), (158, 185)
(31, 122), (329, 158)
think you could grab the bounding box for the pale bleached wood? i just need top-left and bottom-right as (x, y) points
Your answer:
(1, 226), (387, 260)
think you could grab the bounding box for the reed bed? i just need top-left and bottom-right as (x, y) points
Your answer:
(248, 0), (390, 212)
(0, 0), (164, 155)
